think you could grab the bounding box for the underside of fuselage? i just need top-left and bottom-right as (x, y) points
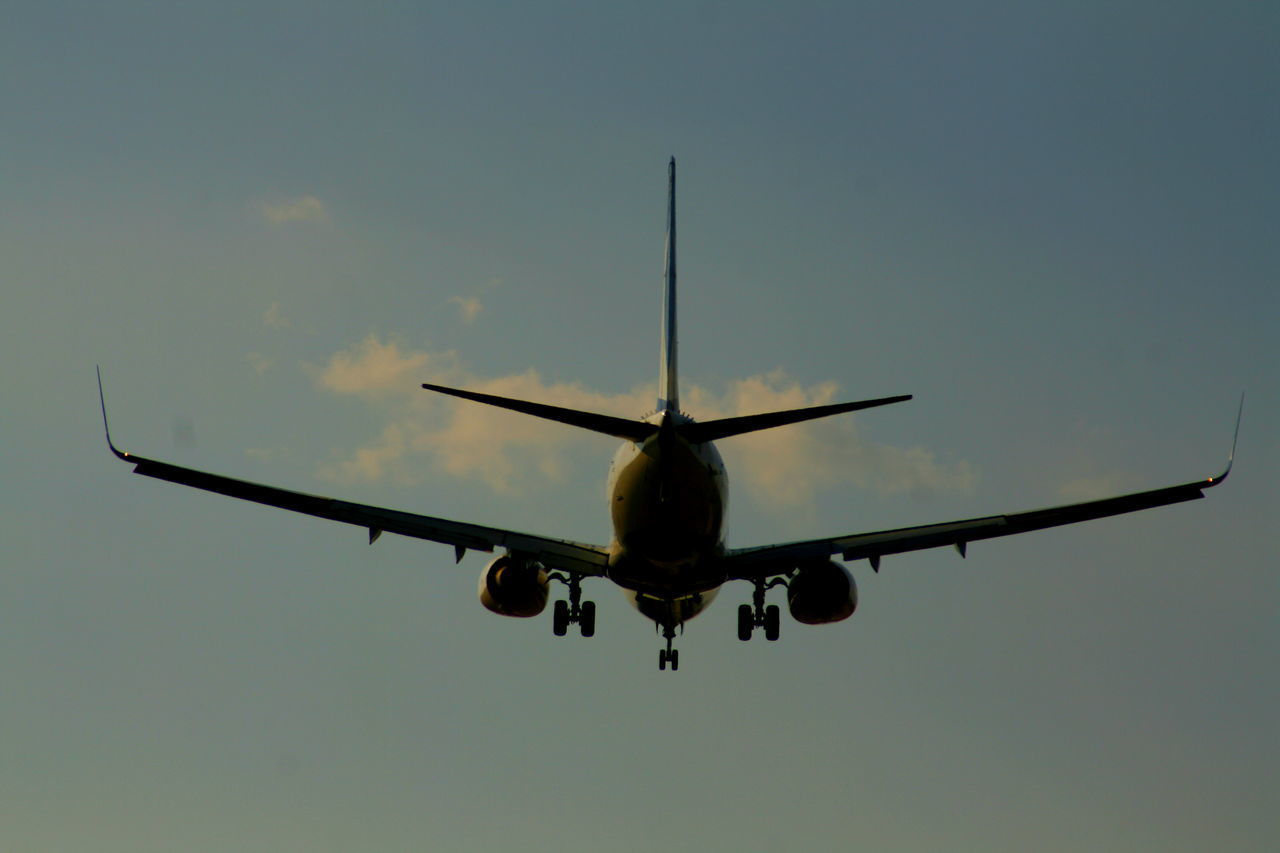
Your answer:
(625, 586), (720, 627)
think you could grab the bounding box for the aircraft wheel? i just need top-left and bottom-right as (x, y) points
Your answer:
(669, 649), (679, 671)
(552, 599), (569, 636)
(763, 604), (780, 641)
(580, 601), (596, 637)
(737, 604), (754, 641)
(658, 649), (668, 670)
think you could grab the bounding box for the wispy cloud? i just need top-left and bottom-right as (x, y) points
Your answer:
(312, 336), (976, 509)
(262, 302), (292, 329)
(246, 352), (273, 376)
(257, 196), (329, 225)
(449, 295), (484, 324)
(692, 371), (977, 506)
(1057, 471), (1145, 501)
(446, 278), (498, 325)
(315, 334), (459, 397)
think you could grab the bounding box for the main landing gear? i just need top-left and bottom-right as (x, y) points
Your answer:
(548, 571), (595, 638)
(738, 577), (787, 642)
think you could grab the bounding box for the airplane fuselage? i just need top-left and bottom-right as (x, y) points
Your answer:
(606, 412), (728, 623)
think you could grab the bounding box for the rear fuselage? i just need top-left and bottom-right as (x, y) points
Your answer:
(606, 412), (727, 623)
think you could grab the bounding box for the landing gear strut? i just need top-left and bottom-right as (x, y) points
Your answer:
(738, 576), (787, 642)
(658, 619), (680, 671)
(548, 571), (595, 638)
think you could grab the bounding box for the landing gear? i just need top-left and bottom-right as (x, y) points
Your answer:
(548, 571), (595, 638)
(738, 577), (787, 641)
(763, 603), (780, 641)
(658, 619), (680, 671)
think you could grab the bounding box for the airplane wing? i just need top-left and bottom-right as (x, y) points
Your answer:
(724, 403), (1242, 581)
(97, 373), (609, 576)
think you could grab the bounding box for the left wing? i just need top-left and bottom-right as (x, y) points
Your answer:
(724, 403), (1241, 580)
(98, 371), (609, 575)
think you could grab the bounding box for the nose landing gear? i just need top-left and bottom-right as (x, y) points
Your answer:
(548, 571), (596, 638)
(658, 619), (681, 671)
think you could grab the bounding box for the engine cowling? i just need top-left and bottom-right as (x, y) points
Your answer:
(478, 554), (549, 618)
(787, 560), (857, 625)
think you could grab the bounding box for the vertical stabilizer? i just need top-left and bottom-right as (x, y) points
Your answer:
(658, 157), (679, 413)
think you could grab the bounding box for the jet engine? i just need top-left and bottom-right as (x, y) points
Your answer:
(478, 553), (549, 617)
(787, 560), (857, 625)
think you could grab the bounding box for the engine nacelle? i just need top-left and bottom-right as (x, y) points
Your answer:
(787, 560), (857, 625)
(478, 554), (549, 618)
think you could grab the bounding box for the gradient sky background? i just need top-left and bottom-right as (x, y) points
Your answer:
(2, 2), (1276, 851)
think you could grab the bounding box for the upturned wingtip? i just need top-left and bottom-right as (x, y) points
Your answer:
(1207, 393), (1244, 486)
(96, 366), (129, 461)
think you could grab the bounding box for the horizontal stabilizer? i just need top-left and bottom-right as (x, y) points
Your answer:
(678, 394), (912, 443)
(422, 383), (658, 442)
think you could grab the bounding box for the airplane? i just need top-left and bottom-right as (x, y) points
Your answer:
(98, 158), (1241, 671)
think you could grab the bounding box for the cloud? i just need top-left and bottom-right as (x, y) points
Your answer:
(449, 295), (484, 324)
(312, 337), (976, 509)
(262, 302), (292, 329)
(315, 334), (458, 397)
(1057, 471), (1145, 502)
(696, 371), (977, 506)
(257, 196), (329, 225)
(246, 352), (273, 376)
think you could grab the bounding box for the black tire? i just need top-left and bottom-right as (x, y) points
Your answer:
(737, 604), (754, 641)
(670, 649), (679, 671)
(579, 601), (596, 637)
(658, 650), (667, 670)
(552, 599), (569, 636)
(764, 604), (780, 641)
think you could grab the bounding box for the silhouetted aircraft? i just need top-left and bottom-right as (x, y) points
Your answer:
(99, 159), (1240, 670)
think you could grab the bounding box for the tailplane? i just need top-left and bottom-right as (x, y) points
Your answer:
(421, 383), (657, 442)
(420, 160), (912, 444)
(678, 394), (912, 443)
(420, 382), (910, 445)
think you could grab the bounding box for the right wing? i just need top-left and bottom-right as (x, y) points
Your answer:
(724, 399), (1242, 580)
(99, 371), (609, 575)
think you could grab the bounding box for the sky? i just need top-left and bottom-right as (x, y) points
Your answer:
(2, 2), (1276, 850)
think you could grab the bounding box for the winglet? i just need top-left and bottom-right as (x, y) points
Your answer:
(96, 366), (131, 461)
(1206, 393), (1244, 486)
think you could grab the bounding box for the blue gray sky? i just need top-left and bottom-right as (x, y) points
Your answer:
(2, 2), (1276, 850)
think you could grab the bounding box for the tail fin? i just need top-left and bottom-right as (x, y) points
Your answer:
(658, 157), (679, 414)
